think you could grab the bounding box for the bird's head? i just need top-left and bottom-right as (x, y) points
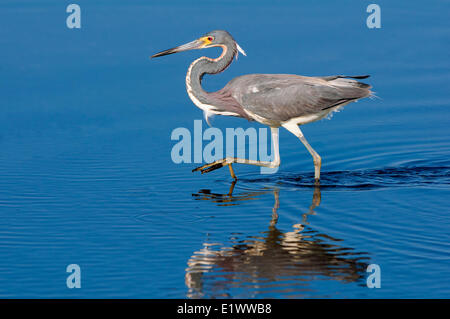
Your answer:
(151, 30), (246, 59)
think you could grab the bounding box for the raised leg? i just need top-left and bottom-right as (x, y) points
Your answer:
(282, 122), (322, 183)
(193, 127), (280, 179)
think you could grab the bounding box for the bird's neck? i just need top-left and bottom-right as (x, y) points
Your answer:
(186, 44), (236, 102)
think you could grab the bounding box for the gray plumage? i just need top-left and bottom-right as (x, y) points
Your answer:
(215, 74), (371, 126)
(151, 30), (373, 182)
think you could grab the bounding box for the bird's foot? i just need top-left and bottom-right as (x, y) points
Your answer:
(193, 159), (237, 180)
(192, 160), (228, 174)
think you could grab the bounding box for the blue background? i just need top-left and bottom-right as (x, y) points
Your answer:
(0, 0), (449, 298)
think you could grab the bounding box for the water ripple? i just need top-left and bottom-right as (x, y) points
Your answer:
(185, 224), (370, 298)
(236, 165), (450, 189)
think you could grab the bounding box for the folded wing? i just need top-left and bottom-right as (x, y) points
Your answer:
(223, 74), (372, 123)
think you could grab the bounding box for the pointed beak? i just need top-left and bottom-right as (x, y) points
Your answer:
(151, 39), (203, 58)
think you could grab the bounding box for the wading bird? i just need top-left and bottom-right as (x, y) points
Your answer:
(151, 30), (372, 183)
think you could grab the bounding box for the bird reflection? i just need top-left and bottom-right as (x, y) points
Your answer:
(187, 183), (370, 298)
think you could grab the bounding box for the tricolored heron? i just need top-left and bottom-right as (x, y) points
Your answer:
(151, 30), (372, 183)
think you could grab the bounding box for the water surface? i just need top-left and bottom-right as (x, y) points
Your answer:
(0, 0), (449, 298)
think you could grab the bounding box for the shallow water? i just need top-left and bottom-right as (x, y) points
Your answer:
(0, 0), (449, 298)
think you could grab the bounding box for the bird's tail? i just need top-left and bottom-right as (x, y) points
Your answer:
(326, 75), (372, 96)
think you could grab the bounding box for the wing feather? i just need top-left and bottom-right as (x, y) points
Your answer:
(225, 74), (371, 123)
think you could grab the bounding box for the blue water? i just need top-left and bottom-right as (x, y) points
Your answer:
(0, 0), (449, 298)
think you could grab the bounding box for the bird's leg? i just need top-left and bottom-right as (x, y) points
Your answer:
(228, 164), (237, 180)
(227, 179), (237, 196)
(282, 123), (322, 183)
(193, 157), (279, 176)
(193, 127), (280, 179)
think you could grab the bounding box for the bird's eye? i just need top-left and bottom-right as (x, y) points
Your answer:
(207, 37), (214, 41)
